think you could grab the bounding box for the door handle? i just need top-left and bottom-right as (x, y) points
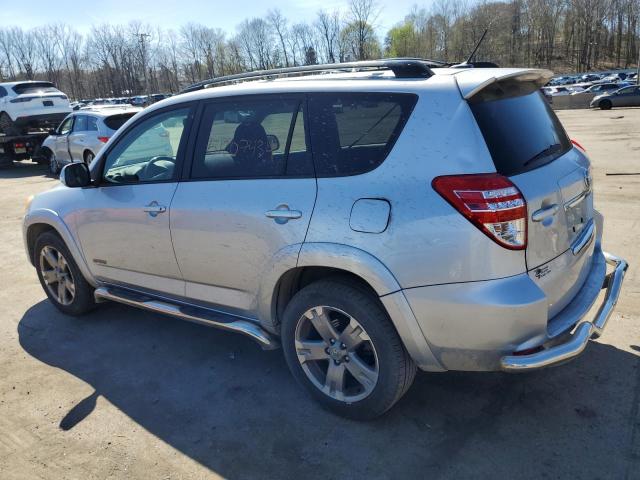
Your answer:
(265, 205), (302, 224)
(532, 203), (559, 222)
(144, 201), (167, 217)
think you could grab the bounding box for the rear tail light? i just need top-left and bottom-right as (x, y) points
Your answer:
(97, 136), (110, 143)
(571, 139), (586, 152)
(432, 173), (527, 250)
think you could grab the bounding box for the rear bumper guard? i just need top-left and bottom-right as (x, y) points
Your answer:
(500, 251), (628, 371)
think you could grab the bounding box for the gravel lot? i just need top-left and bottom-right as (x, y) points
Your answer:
(0, 108), (639, 480)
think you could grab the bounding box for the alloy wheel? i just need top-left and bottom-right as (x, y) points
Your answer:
(39, 246), (75, 305)
(294, 306), (379, 402)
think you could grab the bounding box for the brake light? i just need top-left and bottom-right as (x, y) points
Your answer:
(14, 142), (25, 148)
(432, 174), (527, 250)
(571, 139), (586, 152)
(97, 136), (110, 143)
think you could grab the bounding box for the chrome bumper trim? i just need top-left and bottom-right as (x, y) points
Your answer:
(500, 251), (628, 372)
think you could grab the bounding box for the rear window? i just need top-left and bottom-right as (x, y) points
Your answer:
(470, 90), (571, 176)
(308, 93), (417, 176)
(12, 82), (59, 95)
(104, 113), (136, 131)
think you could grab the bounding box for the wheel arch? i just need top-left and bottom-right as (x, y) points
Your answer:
(24, 212), (97, 287)
(258, 242), (444, 372)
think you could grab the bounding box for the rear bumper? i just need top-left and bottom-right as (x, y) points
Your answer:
(403, 245), (627, 371)
(500, 251), (627, 371)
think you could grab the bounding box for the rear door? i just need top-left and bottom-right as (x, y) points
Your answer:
(469, 87), (592, 271)
(170, 95), (316, 316)
(68, 114), (88, 161)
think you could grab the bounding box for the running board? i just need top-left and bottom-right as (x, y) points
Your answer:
(94, 286), (279, 350)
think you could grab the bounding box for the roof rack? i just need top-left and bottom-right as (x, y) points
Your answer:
(180, 58), (444, 94)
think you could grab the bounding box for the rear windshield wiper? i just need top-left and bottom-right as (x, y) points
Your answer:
(523, 143), (563, 167)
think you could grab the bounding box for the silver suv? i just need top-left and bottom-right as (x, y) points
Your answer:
(23, 60), (628, 419)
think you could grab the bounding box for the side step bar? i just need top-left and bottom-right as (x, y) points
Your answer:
(94, 286), (279, 350)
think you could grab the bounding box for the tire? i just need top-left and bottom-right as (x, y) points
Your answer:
(599, 99), (612, 110)
(48, 150), (60, 175)
(0, 112), (19, 136)
(83, 150), (94, 165)
(281, 280), (416, 420)
(34, 231), (96, 316)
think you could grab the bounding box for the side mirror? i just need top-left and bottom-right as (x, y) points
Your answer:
(60, 162), (91, 188)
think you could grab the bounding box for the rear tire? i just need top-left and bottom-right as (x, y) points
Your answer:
(599, 99), (612, 110)
(0, 112), (19, 136)
(281, 280), (416, 420)
(34, 231), (96, 316)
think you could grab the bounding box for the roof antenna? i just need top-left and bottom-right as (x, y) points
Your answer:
(452, 28), (494, 68)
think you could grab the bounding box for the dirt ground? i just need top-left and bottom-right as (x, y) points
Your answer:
(0, 108), (639, 480)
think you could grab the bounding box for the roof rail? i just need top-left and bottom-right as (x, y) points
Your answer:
(180, 58), (442, 94)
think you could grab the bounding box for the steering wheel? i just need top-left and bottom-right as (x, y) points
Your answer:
(140, 155), (175, 181)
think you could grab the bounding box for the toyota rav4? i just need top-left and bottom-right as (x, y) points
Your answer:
(23, 60), (628, 419)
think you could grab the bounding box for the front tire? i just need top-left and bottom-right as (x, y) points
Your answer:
(281, 280), (416, 420)
(34, 231), (96, 316)
(599, 99), (612, 110)
(48, 150), (60, 175)
(83, 150), (94, 165)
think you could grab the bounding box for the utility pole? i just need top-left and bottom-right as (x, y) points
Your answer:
(132, 32), (151, 96)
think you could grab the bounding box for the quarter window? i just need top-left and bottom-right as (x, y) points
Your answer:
(102, 108), (190, 184)
(191, 97), (311, 179)
(308, 93), (417, 176)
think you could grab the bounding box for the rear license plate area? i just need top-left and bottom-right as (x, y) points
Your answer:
(43, 100), (53, 107)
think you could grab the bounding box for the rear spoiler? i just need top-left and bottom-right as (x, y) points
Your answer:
(455, 69), (554, 102)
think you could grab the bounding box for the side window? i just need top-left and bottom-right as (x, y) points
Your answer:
(58, 117), (74, 135)
(73, 115), (87, 132)
(308, 93), (418, 176)
(102, 108), (190, 184)
(87, 116), (98, 131)
(191, 97), (311, 179)
(0, 86), (7, 98)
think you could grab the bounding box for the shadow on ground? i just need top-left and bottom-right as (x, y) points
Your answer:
(0, 161), (52, 179)
(18, 300), (640, 479)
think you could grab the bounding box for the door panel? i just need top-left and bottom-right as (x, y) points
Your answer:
(170, 179), (316, 314)
(54, 116), (73, 163)
(68, 114), (87, 161)
(75, 183), (184, 295)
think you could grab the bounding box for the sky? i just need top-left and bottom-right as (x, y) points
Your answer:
(3, 0), (427, 35)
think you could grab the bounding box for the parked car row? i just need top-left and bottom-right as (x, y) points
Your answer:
(71, 93), (172, 111)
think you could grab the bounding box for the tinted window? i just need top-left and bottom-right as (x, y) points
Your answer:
(0, 86), (7, 97)
(73, 115), (87, 132)
(12, 82), (59, 95)
(191, 97), (311, 179)
(470, 90), (571, 176)
(104, 113), (136, 131)
(308, 93), (417, 176)
(103, 108), (189, 184)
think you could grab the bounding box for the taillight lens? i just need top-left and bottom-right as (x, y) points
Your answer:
(97, 136), (110, 143)
(571, 139), (586, 152)
(432, 174), (527, 250)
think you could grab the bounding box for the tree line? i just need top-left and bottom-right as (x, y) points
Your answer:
(0, 0), (638, 100)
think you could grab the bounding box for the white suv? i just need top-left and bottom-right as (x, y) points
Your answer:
(0, 81), (71, 135)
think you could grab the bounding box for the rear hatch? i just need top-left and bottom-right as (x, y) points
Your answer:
(464, 71), (595, 315)
(11, 82), (71, 115)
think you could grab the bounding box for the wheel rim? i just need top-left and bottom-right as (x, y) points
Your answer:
(39, 246), (75, 306)
(295, 306), (379, 402)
